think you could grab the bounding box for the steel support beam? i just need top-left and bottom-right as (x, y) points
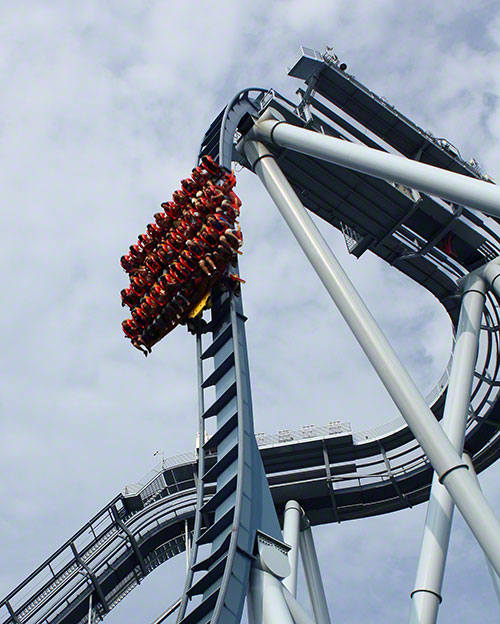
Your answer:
(70, 544), (109, 613)
(378, 440), (411, 508)
(151, 597), (182, 624)
(5, 602), (21, 624)
(282, 588), (316, 624)
(88, 593), (93, 624)
(322, 442), (340, 523)
(464, 453), (500, 608)
(484, 263), (500, 301)
(249, 118), (500, 218)
(299, 523), (332, 624)
(177, 333), (206, 621)
(243, 138), (500, 576)
(248, 568), (295, 624)
(409, 275), (486, 624)
(184, 519), (190, 572)
(282, 501), (302, 597)
(111, 505), (148, 576)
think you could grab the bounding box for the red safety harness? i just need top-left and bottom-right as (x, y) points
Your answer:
(199, 226), (219, 248)
(179, 250), (198, 272)
(169, 262), (189, 283)
(129, 244), (145, 261)
(145, 254), (162, 275)
(147, 223), (163, 241)
(138, 233), (155, 252)
(162, 201), (180, 220)
(201, 155), (220, 176)
(122, 319), (140, 338)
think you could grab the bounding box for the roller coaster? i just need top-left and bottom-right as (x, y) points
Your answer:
(3, 46), (500, 624)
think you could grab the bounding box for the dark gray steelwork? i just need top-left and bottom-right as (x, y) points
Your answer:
(288, 47), (489, 182)
(177, 334), (207, 619)
(197, 89), (267, 171)
(3, 394), (500, 624)
(4, 46), (500, 624)
(176, 287), (281, 624)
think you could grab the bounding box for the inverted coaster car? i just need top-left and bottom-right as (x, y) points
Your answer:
(120, 156), (244, 356)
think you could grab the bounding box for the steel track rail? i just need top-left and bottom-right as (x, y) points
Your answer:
(4, 48), (500, 624)
(3, 361), (500, 624)
(175, 287), (282, 624)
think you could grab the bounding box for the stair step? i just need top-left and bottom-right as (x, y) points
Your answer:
(203, 412), (238, 451)
(202, 443), (238, 483)
(187, 556), (226, 597)
(197, 507), (235, 545)
(201, 324), (232, 360)
(202, 382), (237, 420)
(192, 533), (231, 573)
(178, 588), (219, 624)
(200, 474), (237, 514)
(202, 353), (235, 389)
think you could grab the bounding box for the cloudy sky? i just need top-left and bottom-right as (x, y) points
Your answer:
(1, 1), (500, 623)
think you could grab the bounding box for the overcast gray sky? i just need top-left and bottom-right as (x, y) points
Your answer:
(1, 1), (500, 623)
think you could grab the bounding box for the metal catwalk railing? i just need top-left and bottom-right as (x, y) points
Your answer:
(2, 348), (500, 624)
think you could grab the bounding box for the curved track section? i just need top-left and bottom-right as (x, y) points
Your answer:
(3, 388), (500, 624)
(4, 47), (500, 624)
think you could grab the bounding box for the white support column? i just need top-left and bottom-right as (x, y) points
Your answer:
(409, 275), (486, 624)
(249, 118), (500, 219)
(282, 587), (316, 624)
(247, 532), (294, 624)
(483, 262), (500, 301)
(300, 524), (332, 624)
(282, 501), (302, 597)
(248, 568), (295, 624)
(463, 453), (500, 608)
(243, 138), (500, 576)
(88, 593), (92, 624)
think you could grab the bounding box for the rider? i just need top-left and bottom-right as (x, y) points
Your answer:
(129, 243), (145, 263)
(120, 253), (139, 274)
(150, 284), (169, 306)
(138, 233), (155, 253)
(201, 155), (220, 176)
(154, 211), (171, 232)
(164, 232), (184, 254)
(169, 261), (190, 284)
(181, 178), (200, 197)
(156, 244), (174, 267)
(122, 318), (140, 339)
(144, 252), (162, 276)
(121, 287), (140, 308)
(216, 170), (236, 194)
(142, 295), (161, 317)
(158, 272), (177, 290)
(172, 189), (190, 209)
(147, 222), (164, 243)
(131, 306), (149, 328)
(130, 274), (148, 297)
(162, 201), (181, 220)
(191, 166), (209, 186)
(178, 249), (199, 274)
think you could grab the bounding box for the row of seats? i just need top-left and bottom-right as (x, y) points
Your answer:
(120, 156), (243, 356)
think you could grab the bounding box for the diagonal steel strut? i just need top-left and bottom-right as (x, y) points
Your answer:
(243, 137), (500, 578)
(249, 117), (500, 219)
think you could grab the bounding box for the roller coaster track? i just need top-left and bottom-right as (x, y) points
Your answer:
(3, 47), (500, 624)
